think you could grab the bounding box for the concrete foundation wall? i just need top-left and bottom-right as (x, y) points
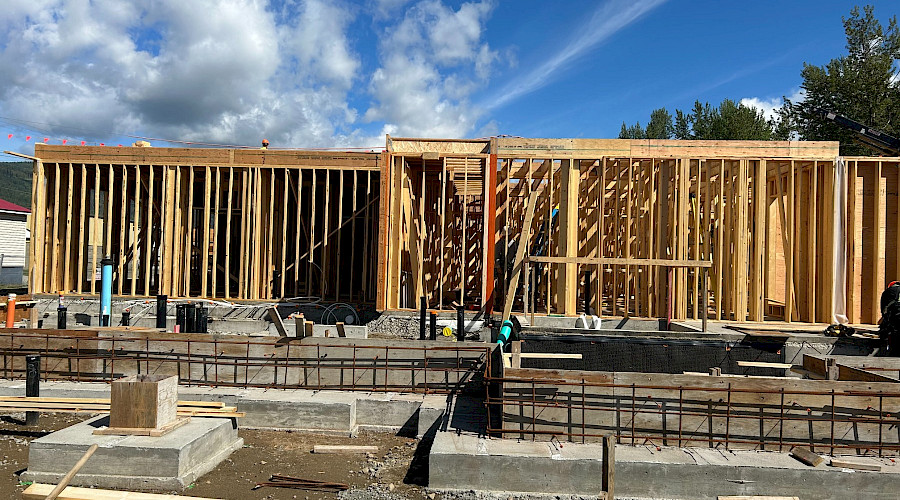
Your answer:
(429, 432), (900, 499)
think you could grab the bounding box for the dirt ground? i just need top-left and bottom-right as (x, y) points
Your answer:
(0, 412), (439, 500)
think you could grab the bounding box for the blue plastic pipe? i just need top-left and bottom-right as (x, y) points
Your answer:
(496, 319), (514, 346)
(100, 257), (113, 327)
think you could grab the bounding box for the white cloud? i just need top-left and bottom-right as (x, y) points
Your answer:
(0, 0), (369, 148)
(0, 0), (505, 148)
(740, 89), (805, 122)
(485, 0), (666, 110)
(363, 0), (498, 138)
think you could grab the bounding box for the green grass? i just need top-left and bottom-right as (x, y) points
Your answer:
(0, 162), (32, 208)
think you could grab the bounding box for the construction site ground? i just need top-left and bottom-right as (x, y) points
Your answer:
(0, 412), (432, 500)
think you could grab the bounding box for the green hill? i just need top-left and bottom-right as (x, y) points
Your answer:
(0, 162), (33, 208)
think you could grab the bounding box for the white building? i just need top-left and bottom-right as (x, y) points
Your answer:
(0, 199), (30, 285)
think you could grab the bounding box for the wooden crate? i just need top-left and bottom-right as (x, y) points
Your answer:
(109, 374), (178, 430)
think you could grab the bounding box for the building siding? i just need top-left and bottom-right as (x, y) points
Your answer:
(0, 212), (27, 285)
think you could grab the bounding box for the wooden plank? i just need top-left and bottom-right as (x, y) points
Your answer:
(312, 445), (379, 454)
(64, 163), (74, 292)
(105, 165), (114, 291)
(24, 482), (222, 499)
(527, 256), (711, 267)
(172, 167), (182, 296)
(830, 458), (882, 471)
(518, 352), (583, 359)
(185, 167), (195, 296)
(718, 497), (799, 500)
(320, 169), (330, 299)
(872, 161), (884, 323)
(211, 167), (220, 297)
(144, 165), (154, 296)
(308, 169), (317, 298)
(130, 165), (141, 295)
(502, 190), (540, 321)
(294, 169), (303, 296)
(280, 169), (289, 298)
(33, 160), (47, 293)
(117, 165), (127, 295)
(602, 434), (614, 500)
(77, 164), (87, 293)
(202, 166), (211, 297)
(350, 170), (358, 301)
(558, 159), (579, 315)
(336, 170), (345, 300)
(224, 167), (234, 299)
(736, 361), (792, 369)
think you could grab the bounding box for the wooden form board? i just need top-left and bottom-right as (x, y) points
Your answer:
(30, 146), (381, 302)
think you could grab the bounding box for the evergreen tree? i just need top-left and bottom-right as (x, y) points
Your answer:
(674, 110), (691, 139)
(646, 108), (674, 139)
(618, 121), (646, 139)
(784, 5), (900, 154)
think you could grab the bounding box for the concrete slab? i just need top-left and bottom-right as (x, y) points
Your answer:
(23, 415), (242, 490)
(429, 432), (900, 499)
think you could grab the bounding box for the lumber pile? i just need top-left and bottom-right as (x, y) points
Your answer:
(0, 396), (243, 418)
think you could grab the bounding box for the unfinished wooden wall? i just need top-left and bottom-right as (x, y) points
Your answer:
(381, 138), (900, 325)
(30, 146), (381, 302)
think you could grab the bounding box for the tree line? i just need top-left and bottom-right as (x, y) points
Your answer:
(620, 5), (899, 155)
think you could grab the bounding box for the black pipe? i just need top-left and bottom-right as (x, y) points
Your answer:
(457, 306), (465, 342)
(584, 269), (594, 316)
(175, 304), (186, 333)
(121, 309), (130, 327)
(429, 311), (437, 341)
(25, 355), (39, 425)
(185, 304), (196, 334)
(419, 296), (426, 340)
(197, 305), (208, 333)
(156, 295), (167, 329)
(57, 306), (67, 330)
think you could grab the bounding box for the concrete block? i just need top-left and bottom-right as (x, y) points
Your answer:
(417, 395), (446, 439)
(237, 390), (357, 435)
(429, 432), (605, 495)
(311, 323), (367, 338)
(356, 393), (421, 434)
(24, 415), (242, 490)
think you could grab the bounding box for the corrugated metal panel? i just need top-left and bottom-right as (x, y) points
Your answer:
(0, 214), (27, 267)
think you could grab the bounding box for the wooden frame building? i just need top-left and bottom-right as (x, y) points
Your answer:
(27, 138), (900, 325)
(30, 145), (381, 303)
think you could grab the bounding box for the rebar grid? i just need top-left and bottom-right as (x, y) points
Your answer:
(0, 331), (490, 394)
(485, 373), (900, 455)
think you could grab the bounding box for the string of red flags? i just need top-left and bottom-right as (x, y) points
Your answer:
(5, 132), (122, 147)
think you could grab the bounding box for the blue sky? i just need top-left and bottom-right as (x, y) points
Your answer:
(0, 0), (895, 155)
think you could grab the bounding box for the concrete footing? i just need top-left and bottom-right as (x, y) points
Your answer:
(23, 415), (243, 490)
(0, 380), (444, 438)
(429, 432), (900, 499)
